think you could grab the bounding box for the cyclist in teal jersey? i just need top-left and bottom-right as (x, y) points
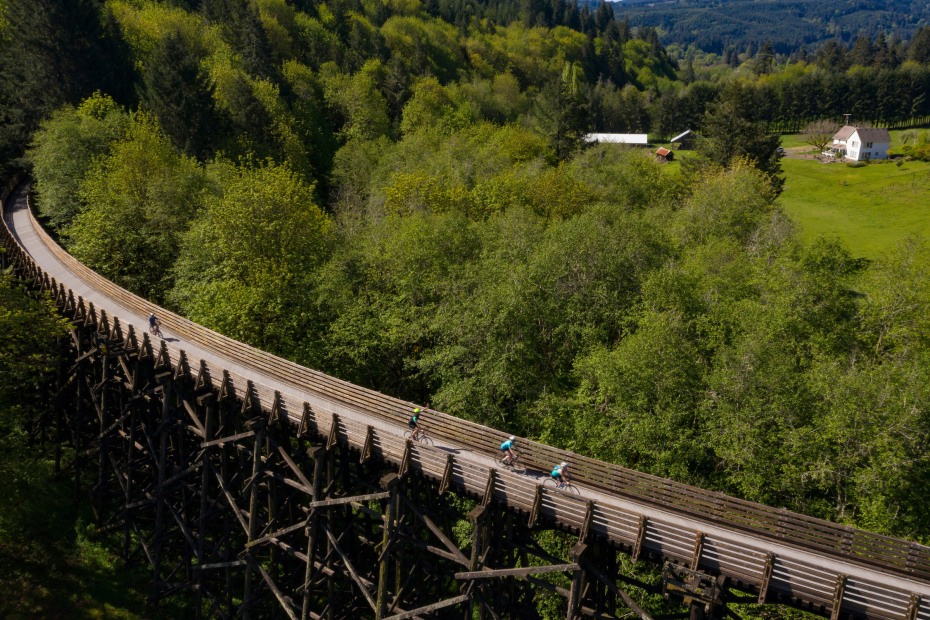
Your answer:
(500, 436), (516, 466)
(551, 462), (571, 486)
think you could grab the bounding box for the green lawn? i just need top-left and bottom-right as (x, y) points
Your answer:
(779, 157), (930, 258)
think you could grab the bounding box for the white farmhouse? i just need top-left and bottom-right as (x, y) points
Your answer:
(828, 126), (891, 161)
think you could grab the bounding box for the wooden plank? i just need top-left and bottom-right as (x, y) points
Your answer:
(304, 492), (389, 510)
(906, 594), (921, 620)
(580, 559), (655, 620)
(323, 526), (377, 612)
(194, 559), (247, 571)
(692, 532), (705, 570)
(830, 574), (847, 620)
(439, 453), (454, 495)
(456, 564), (579, 580)
(254, 561), (299, 620)
(382, 594), (470, 620)
(399, 494), (470, 567)
(246, 518), (310, 549)
(632, 516), (647, 561)
(758, 553), (775, 604)
(360, 425), (373, 463)
(202, 429), (255, 448)
(528, 484), (543, 528)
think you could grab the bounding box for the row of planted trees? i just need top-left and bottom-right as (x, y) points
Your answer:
(653, 63), (930, 140)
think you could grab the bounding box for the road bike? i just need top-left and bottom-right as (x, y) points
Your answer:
(403, 427), (434, 446)
(544, 477), (580, 494)
(149, 321), (163, 339)
(495, 450), (526, 475)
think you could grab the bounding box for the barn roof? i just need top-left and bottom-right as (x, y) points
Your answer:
(584, 133), (649, 144)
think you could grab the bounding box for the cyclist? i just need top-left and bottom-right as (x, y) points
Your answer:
(500, 436), (517, 466)
(551, 462), (571, 488)
(148, 313), (162, 337)
(408, 407), (423, 441)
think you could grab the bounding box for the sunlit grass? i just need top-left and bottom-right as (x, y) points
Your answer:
(779, 157), (930, 258)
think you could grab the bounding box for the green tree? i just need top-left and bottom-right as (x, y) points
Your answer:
(28, 93), (130, 229)
(171, 160), (333, 364)
(0, 274), (68, 417)
(696, 92), (784, 193)
(533, 62), (589, 161)
(141, 29), (220, 159)
(399, 77), (478, 136)
(203, 0), (276, 78)
(320, 61), (391, 142)
(0, 0), (134, 168)
(67, 113), (207, 302)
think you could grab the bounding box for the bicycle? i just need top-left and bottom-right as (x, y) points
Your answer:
(495, 451), (526, 475)
(149, 321), (163, 339)
(544, 477), (579, 494)
(403, 427), (434, 446)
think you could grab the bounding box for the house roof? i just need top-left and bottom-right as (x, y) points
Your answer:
(670, 130), (692, 143)
(584, 133), (649, 145)
(833, 125), (857, 141)
(656, 147), (672, 156)
(852, 127), (891, 143)
(832, 125), (891, 144)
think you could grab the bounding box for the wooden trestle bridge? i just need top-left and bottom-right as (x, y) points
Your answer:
(2, 176), (930, 620)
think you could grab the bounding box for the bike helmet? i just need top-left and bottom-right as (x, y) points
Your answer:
(413, 407), (421, 413)
(509, 435), (516, 441)
(560, 462), (567, 467)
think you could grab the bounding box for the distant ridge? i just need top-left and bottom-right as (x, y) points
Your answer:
(585, 0), (929, 53)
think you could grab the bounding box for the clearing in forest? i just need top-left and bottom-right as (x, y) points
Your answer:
(778, 157), (930, 259)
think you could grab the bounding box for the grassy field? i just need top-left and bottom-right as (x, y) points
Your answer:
(779, 157), (930, 258)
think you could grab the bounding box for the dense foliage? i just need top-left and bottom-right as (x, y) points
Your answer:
(5, 0), (930, 555)
(611, 0), (929, 56)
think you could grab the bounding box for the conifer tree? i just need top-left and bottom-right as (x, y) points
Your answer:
(141, 29), (220, 159)
(0, 0), (133, 167)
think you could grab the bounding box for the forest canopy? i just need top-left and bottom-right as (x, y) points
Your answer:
(3, 0), (930, 548)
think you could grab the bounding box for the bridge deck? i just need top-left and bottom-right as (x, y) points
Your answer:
(4, 183), (930, 619)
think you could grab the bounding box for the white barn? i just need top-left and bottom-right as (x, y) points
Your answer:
(584, 133), (649, 145)
(828, 126), (891, 161)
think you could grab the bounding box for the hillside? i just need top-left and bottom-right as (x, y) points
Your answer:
(608, 0), (930, 53)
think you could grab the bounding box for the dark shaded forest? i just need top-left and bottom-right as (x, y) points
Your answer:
(1, 0), (930, 556)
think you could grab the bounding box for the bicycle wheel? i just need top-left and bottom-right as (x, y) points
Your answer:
(543, 477), (558, 490)
(563, 483), (580, 495)
(419, 434), (434, 446)
(403, 430), (415, 441)
(509, 459), (526, 475)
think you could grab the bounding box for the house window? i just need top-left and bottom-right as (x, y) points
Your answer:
(851, 140), (858, 147)
(865, 142), (873, 148)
